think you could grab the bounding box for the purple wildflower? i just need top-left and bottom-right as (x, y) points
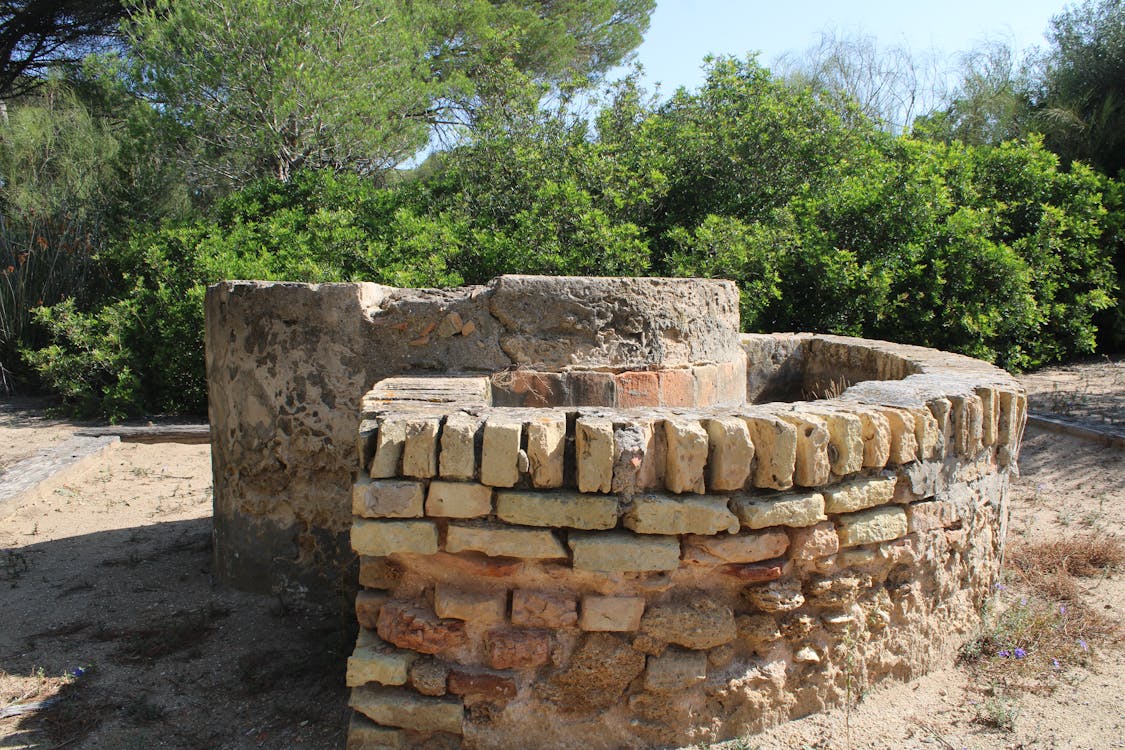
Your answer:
(1014, 648), (1026, 659)
(1052, 658), (1061, 669)
(1079, 639), (1088, 652)
(998, 649), (1011, 658)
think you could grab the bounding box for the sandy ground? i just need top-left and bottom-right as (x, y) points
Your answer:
(0, 363), (1122, 750)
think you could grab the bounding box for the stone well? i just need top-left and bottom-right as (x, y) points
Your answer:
(203, 276), (1025, 749)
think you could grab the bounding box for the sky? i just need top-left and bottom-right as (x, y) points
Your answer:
(617, 0), (1068, 97)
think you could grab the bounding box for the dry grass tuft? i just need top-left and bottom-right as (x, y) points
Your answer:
(1009, 534), (1125, 581)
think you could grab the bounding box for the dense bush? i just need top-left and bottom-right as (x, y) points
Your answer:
(19, 59), (1122, 420)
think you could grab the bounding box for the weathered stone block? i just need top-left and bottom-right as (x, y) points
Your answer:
(641, 600), (737, 649)
(401, 417), (441, 478)
(907, 500), (960, 532)
(816, 411), (864, 476)
(787, 521), (839, 561)
(778, 413), (831, 487)
(624, 493), (738, 535)
(496, 490), (618, 530)
(352, 478), (425, 519)
(433, 584), (507, 624)
(576, 418), (615, 493)
(857, 409), (891, 468)
(664, 418), (708, 494)
(359, 557), (403, 590)
(439, 414), (481, 481)
(616, 371), (660, 408)
(715, 356), (747, 405)
(486, 628), (551, 669)
(692, 363), (719, 407)
(356, 590), (389, 630)
(742, 578), (805, 613)
(376, 601), (468, 654)
(347, 643), (415, 687)
(877, 408), (918, 465)
(539, 633), (645, 712)
(682, 529), (788, 565)
(347, 713), (404, 750)
(743, 414), (797, 490)
(569, 531), (680, 572)
(447, 669), (518, 703)
(644, 648), (707, 691)
(821, 475), (897, 514)
(704, 417), (754, 491)
(720, 559), (786, 583)
(613, 419), (665, 495)
(370, 417), (408, 478)
(409, 659), (449, 697)
(425, 481), (493, 518)
(511, 590), (578, 628)
(836, 506), (909, 547)
(580, 596), (646, 632)
(351, 519), (439, 556)
(731, 491), (825, 529)
(480, 417), (522, 487)
(909, 406), (941, 460)
(349, 686), (463, 735)
(446, 523), (567, 559)
(526, 413), (567, 488)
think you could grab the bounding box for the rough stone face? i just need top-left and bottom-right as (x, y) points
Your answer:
(576, 418), (615, 493)
(877, 408), (918, 465)
(640, 600), (737, 649)
(355, 590), (389, 630)
(816, 411), (864, 476)
(731, 492), (826, 529)
(681, 529), (789, 565)
(425, 481), (493, 518)
(644, 648), (707, 691)
(409, 659), (449, 697)
(433, 585), (507, 624)
(401, 417), (441, 478)
(487, 275), (741, 370)
(778, 413), (832, 487)
(568, 532), (680, 572)
(447, 669), (518, 703)
(371, 417), (408, 479)
(743, 414), (797, 490)
(439, 414), (481, 481)
(376, 601), (468, 654)
(663, 419), (709, 494)
(857, 409), (892, 468)
(347, 714), (404, 750)
(347, 643), (415, 687)
(351, 519), (439, 556)
(539, 633), (646, 713)
(359, 557), (404, 590)
(445, 524), (567, 559)
(352, 478), (425, 519)
(787, 521), (839, 561)
(496, 490), (618, 530)
(511, 590), (578, 628)
(704, 417), (755, 491)
(526, 414), (567, 488)
(821, 476), (897, 514)
(836, 506), (909, 547)
(486, 628), (551, 670)
(907, 500), (960, 532)
(349, 686), (463, 735)
(623, 493), (739, 535)
(613, 420), (665, 495)
(580, 596), (646, 632)
(742, 578), (805, 613)
(480, 417), (522, 488)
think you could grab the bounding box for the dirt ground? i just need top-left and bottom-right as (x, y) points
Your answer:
(1, 364), (1122, 750)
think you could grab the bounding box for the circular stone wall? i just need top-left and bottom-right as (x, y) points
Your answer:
(344, 327), (1024, 745)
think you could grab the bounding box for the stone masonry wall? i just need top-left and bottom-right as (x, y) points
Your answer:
(344, 342), (1025, 748)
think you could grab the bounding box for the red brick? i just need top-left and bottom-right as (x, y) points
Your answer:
(658, 369), (695, 407)
(429, 552), (524, 578)
(720, 560), (786, 583)
(447, 669), (518, 703)
(570, 371), (615, 406)
(715, 358), (746, 405)
(505, 370), (567, 407)
(693, 364), (719, 407)
(615, 371), (659, 408)
(486, 628), (551, 670)
(376, 601), (468, 654)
